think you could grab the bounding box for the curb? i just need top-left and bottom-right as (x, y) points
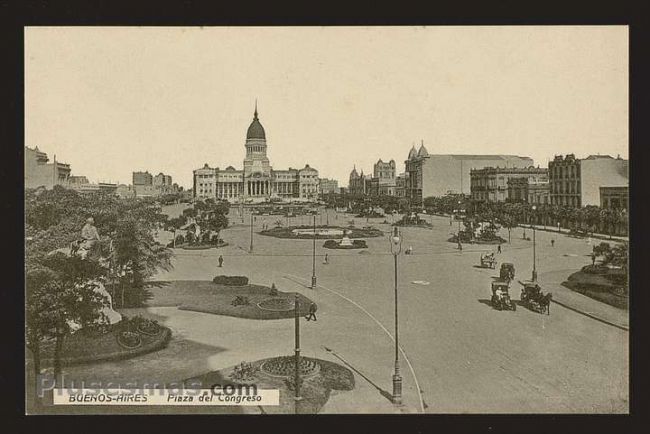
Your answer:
(550, 299), (628, 331)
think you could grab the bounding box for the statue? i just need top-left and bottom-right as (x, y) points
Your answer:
(80, 217), (101, 256)
(339, 229), (353, 247)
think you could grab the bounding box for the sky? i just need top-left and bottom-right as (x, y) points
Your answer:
(25, 26), (628, 188)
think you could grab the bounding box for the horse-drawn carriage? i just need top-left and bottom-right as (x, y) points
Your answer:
(491, 280), (516, 311)
(500, 262), (515, 281)
(519, 281), (552, 315)
(479, 252), (497, 269)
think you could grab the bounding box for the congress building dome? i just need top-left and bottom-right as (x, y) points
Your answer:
(246, 104), (266, 140)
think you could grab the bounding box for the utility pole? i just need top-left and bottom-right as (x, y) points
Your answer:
(310, 214), (317, 288)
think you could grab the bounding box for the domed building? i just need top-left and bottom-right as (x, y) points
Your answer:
(193, 103), (319, 202)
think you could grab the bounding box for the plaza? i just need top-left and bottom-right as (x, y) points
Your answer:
(53, 206), (628, 414)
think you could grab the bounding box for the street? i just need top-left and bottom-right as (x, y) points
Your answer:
(64, 208), (628, 413)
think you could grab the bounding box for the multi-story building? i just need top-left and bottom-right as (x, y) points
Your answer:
(193, 105), (320, 202)
(549, 154), (628, 207)
(348, 166), (370, 196)
(133, 171), (153, 186)
(395, 173), (408, 198)
(133, 170), (178, 197)
(319, 178), (339, 195)
(404, 142), (534, 204)
(506, 177), (551, 204)
(372, 159), (396, 196)
(470, 166), (548, 203)
(67, 175), (118, 195)
(600, 186), (628, 210)
(348, 159), (397, 197)
(25, 146), (72, 189)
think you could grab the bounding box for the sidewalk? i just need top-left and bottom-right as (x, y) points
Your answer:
(518, 223), (628, 243)
(539, 269), (628, 330)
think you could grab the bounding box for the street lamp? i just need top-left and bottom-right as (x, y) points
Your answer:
(389, 226), (403, 405)
(310, 214), (317, 288)
(531, 205), (537, 282)
(249, 212), (254, 253)
(293, 293), (302, 413)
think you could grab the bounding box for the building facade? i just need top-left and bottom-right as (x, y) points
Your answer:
(404, 142), (534, 204)
(470, 166), (548, 203)
(600, 186), (628, 210)
(395, 173), (408, 198)
(549, 154), (628, 207)
(25, 146), (72, 189)
(372, 159), (396, 196)
(133, 170), (178, 197)
(348, 166), (370, 196)
(193, 105), (319, 202)
(319, 178), (339, 195)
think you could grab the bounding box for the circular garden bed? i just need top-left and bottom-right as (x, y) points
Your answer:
(260, 225), (383, 239)
(322, 239), (368, 249)
(260, 356), (321, 378)
(257, 297), (296, 312)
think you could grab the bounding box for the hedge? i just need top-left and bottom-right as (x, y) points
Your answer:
(213, 275), (249, 286)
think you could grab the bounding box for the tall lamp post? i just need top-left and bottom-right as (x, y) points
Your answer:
(293, 293), (302, 413)
(457, 200), (462, 250)
(310, 214), (317, 288)
(249, 212), (254, 253)
(389, 226), (403, 405)
(531, 205), (537, 282)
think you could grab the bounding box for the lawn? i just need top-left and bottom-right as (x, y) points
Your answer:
(146, 280), (315, 319)
(562, 266), (628, 310)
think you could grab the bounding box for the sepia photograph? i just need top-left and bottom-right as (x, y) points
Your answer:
(23, 25), (629, 415)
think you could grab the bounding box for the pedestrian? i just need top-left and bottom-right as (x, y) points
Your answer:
(323, 253), (329, 265)
(497, 244), (502, 254)
(551, 239), (555, 247)
(591, 252), (596, 266)
(218, 255), (224, 267)
(458, 241), (462, 251)
(305, 303), (317, 321)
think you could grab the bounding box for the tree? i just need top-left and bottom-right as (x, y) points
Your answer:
(112, 217), (173, 307)
(26, 253), (108, 389)
(499, 214), (517, 243)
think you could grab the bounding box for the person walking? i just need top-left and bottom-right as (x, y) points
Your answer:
(497, 244), (502, 254)
(323, 253), (329, 265)
(218, 255), (224, 267)
(591, 252), (596, 266)
(305, 303), (317, 321)
(551, 239), (555, 247)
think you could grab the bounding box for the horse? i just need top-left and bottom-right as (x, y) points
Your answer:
(537, 292), (553, 315)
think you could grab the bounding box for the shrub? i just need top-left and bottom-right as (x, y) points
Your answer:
(213, 275), (249, 286)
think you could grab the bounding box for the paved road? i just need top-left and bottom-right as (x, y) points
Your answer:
(149, 208), (628, 413)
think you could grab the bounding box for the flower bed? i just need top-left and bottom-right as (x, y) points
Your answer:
(183, 356), (354, 414)
(257, 297), (295, 311)
(322, 239), (368, 249)
(260, 356), (321, 377)
(260, 225), (383, 239)
(40, 316), (172, 366)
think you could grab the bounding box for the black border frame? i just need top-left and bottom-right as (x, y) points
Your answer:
(1, 1), (647, 433)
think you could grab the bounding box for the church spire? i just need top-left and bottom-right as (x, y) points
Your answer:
(254, 99), (258, 120)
